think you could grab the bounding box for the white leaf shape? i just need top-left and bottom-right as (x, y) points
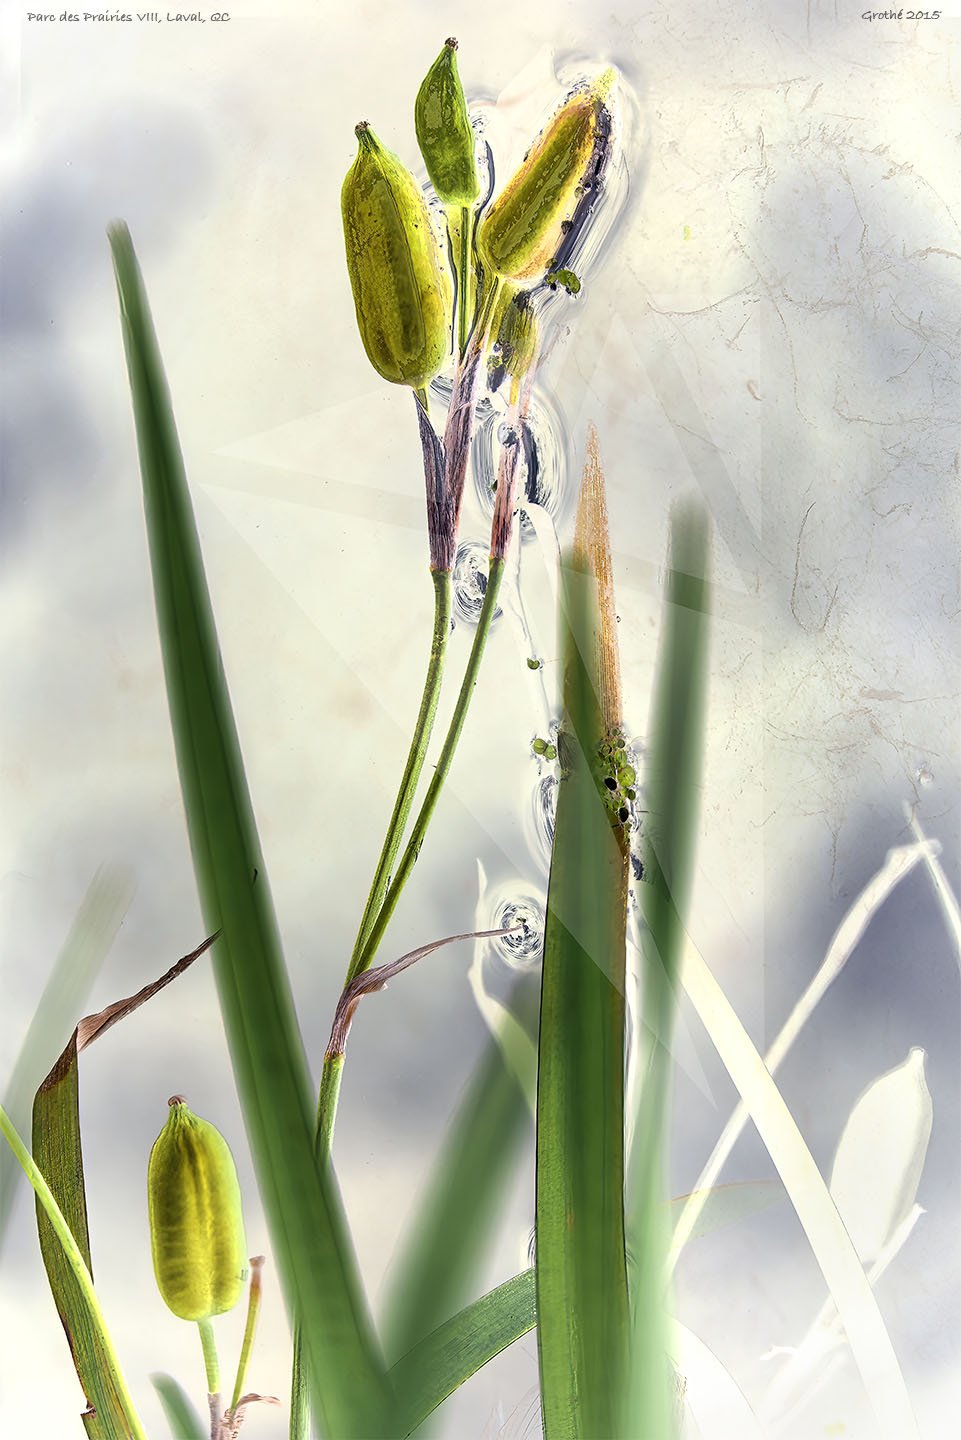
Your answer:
(761, 1203), (925, 1430)
(669, 838), (935, 1270)
(680, 937), (921, 1440)
(672, 1322), (765, 1440)
(829, 1048), (932, 1265)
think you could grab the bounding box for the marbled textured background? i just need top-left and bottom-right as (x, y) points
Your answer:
(2, 2), (959, 1436)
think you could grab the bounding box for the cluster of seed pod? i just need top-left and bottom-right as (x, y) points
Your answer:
(341, 40), (616, 399)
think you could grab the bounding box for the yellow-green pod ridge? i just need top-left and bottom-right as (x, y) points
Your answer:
(342, 123), (453, 389)
(415, 38), (480, 207)
(477, 73), (613, 283)
(148, 1097), (247, 1323)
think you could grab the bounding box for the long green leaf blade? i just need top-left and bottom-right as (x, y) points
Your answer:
(28, 936), (213, 1439)
(108, 223), (394, 1439)
(626, 502), (710, 1438)
(387, 1185), (778, 1438)
(31, 1053), (131, 1440)
(0, 1102), (146, 1440)
(381, 1035), (531, 1368)
(535, 431), (631, 1439)
(390, 1269), (536, 1436)
(150, 1374), (206, 1440)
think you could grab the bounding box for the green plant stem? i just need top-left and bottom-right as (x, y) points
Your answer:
(293, 566), (504, 1439)
(198, 1319), (220, 1395)
(346, 569), (453, 985)
(296, 289), (504, 1440)
(0, 1103), (148, 1440)
(316, 1052), (344, 1161)
(358, 555), (506, 975)
(230, 1257), (264, 1412)
(198, 1317), (223, 1440)
(312, 558), (505, 1181)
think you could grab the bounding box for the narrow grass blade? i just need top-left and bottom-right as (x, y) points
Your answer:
(681, 935), (921, 1440)
(385, 1166), (782, 1393)
(535, 429), (631, 1439)
(109, 222), (394, 1438)
(0, 1103), (147, 1440)
(0, 865), (133, 1250)
(32, 1050), (128, 1439)
(387, 1263), (769, 1440)
(388, 1220), (776, 1440)
(347, 566), (452, 982)
(151, 1373), (207, 1440)
(380, 1035), (531, 1365)
(28, 935), (213, 1438)
(627, 502), (710, 1438)
(391, 1268), (537, 1436)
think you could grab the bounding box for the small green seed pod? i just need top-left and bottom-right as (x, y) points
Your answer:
(477, 72), (613, 284)
(488, 287), (539, 390)
(148, 1096), (247, 1323)
(414, 38), (480, 207)
(342, 122), (453, 390)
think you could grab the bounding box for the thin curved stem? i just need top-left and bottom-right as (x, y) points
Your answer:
(315, 1053), (344, 1163)
(293, 481), (452, 1440)
(198, 1318), (222, 1438)
(358, 556), (507, 974)
(314, 560), (506, 1161)
(346, 567), (453, 985)
(298, 280), (507, 1440)
(198, 1318), (220, 1395)
(0, 1103), (149, 1440)
(230, 1256), (264, 1412)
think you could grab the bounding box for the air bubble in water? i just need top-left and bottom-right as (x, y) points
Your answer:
(492, 894), (545, 968)
(471, 388), (573, 528)
(452, 540), (502, 626)
(917, 764), (934, 788)
(527, 772), (558, 866)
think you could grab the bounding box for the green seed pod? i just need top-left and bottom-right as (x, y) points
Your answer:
(342, 122), (453, 390)
(415, 38), (480, 207)
(477, 72), (613, 283)
(488, 287), (538, 389)
(148, 1096), (247, 1323)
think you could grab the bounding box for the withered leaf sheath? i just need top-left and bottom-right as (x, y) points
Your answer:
(148, 1097), (247, 1323)
(415, 38), (479, 207)
(477, 72), (613, 284)
(342, 123), (453, 390)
